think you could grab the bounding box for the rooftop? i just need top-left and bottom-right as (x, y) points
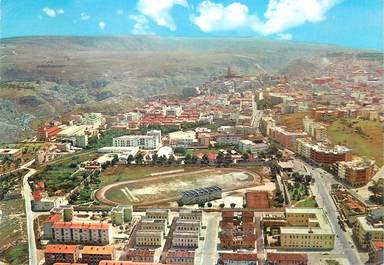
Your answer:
(45, 244), (79, 254)
(52, 221), (110, 230)
(80, 246), (115, 255)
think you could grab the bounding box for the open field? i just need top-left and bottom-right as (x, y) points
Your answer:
(327, 119), (384, 166)
(96, 167), (260, 205)
(279, 112), (309, 131)
(0, 199), (28, 265)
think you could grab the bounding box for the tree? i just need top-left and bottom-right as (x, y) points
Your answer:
(184, 153), (192, 164)
(127, 154), (134, 164)
(135, 153), (143, 164)
(177, 201), (184, 207)
(198, 202), (205, 208)
(191, 155), (198, 164)
(167, 155), (176, 165)
(202, 154), (209, 165)
(241, 153), (249, 161)
(152, 154), (159, 164)
(112, 154), (119, 165)
(216, 152), (224, 164)
(174, 147), (186, 155)
(305, 175), (312, 185)
(230, 203), (236, 209)
(207, 202), (212, 208)
(219, 203), (225, 208)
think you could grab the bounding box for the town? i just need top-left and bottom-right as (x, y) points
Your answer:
(1, 51), (383, 265)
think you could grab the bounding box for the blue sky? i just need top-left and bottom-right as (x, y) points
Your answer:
(1, 0), (383, 50)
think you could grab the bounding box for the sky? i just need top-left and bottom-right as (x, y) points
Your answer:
(1, 0), (383, 50)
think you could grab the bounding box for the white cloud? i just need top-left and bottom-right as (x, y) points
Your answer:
(99, 21), (106, 30)
(192, 1), (258, 32)
(137, 0), (188, 31)
(192, 0), (339, 36)
(80, 13), (90, 20)
(116, 9), (124, 15)
(42, 7), (65, 17)
(42, 7), (57, 17)
(129, 15), (154, 35)
(259, 0), (339, 35)
(277, 33), (293, 40)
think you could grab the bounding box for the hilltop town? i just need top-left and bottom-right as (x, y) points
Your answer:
(0, 53), (383, 265)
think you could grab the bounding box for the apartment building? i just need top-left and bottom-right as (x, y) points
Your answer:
(52, 222), (112, 245)
(172, 231), (199, 248)
(56, 125), (89, 147)
(179, 209), (203, 223)
(125, 249), (155, 263)
(135, 230), (164, 247)
(303, 116), (327, 141)
(238, 139), (267, 154)
(269, 126), (307, 150)
(353, 215), (384, 249)
(260, 116), (276, 136)
(138, 218), (167, 234)
(145, 208), (170, 224)
(220, 211), (256, 250)
(175, 220), (201, 234)
(168, 131), (197, 147)
(368, 240), (384, 265)
(165, 250), (195, 265)
(79, 246), (115, 265)
(110, 205), (133, 225)
(113, 130), (161, 150)
(280, 208), (335, 250)
(337, 159), (375, 187)
(44, 244), (80, 265)
(37, 126), (62, 141)
(215, 133), (242, 145)
(218, 252), (258, 265)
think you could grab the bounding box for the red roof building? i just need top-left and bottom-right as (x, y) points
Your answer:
(267, 253), (308, 265)
(44, 244), (80, 265)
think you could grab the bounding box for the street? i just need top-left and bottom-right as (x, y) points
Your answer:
(296, 158), (363, 265)
(195, 212), (220, 265)
(21, 160), (38, 265)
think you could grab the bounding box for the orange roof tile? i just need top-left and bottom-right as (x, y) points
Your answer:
(45, 244), (79, 254)
(52, 221), (110, 230)
(80, 246), (115, 255)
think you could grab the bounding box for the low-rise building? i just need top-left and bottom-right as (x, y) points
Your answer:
(269, 126), (307, 151)
(238, 140), (268, 154)
(110, 205), (133, 225)
(368, 240), (384, 265)
(125, 249), (155, 263)
(172, 231), (199, 248)
(113, 130), (161, 150)
(138, 218), (167, 234)
(0, 148), (22, 161)
(52, 221), (112, 245)
(179, 209), (203, 223)
(135, 230), (164, 247)
(216, 133), (242, 145)
(79, 246), (115, 265)
(353, 214), (384, 249)
(44, 244), (80, 265)
(178, 186), (222, 205)
(145, 208), (170, 224)
(168, 131), (197, 147)
(266, 253), (308, 265)
(280, 208), (335, 250)
(175, 220), (201, 234)
(218, 252), (258, 265)
(337, 158), (375, 187)
(165, 250), (195, 265)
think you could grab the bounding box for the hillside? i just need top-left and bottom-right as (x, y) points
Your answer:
(0, 36), (368, 143)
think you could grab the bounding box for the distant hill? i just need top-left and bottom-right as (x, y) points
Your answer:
(0, 36), (375, 143)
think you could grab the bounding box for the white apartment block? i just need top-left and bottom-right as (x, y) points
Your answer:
(52, 222), (112, 245)
(135, 231), (164, 247)
(172, 232), (199, 248)
(175, 220), (201, 234)
(179, 209), (203, 223)
(145, 208), (170, 224)
(113, 130), (161, 150)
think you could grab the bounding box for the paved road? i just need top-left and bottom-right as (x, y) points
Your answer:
(21, 160), (37, 265)
(296, 159), (362, 265)
(197, 213), (219, 265)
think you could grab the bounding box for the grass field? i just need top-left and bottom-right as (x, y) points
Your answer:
(279, 112), (310, 131)
(327, 119), (383, 166)
(295, 197), (317, 207)
(0, 199), (28, 265)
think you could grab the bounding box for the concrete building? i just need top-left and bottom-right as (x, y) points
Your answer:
(172, 231), (199, 248)
(303, 116), (327, 142)
(138, 218), (167, 234)
(269, 126), (307, 150)
(80, 246), (115, 265)
(37, 126), (62, 141)
(113, 130), (161, 150)
(238, 139), (268, 154)
(165, 250), (195, 265)
(44, 244), (80, 265)
(168, 131), (197, 147)
(218, 252), (258, 265)
(52, 222), (112, 245)
(216, 133), (242, 145)
(110, 205), (133, 225)
(0, 148), (22, 161)
(179, 209), (203, 223)
(337, 159), (375, 187)
(353, 214), (384, 249)
(81, 113), (105, 128)
(125, 249), (155, 263)
(145, 208), (170, 224)
(175, 220), (201, 234)
(260, 116), (276, 136)
(280, 208), (335, 250)
(135, 230), (164, 247)
(165, 106), (183, 117)
(368, 240), (384, 265)
(56, 125), (90, 147)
